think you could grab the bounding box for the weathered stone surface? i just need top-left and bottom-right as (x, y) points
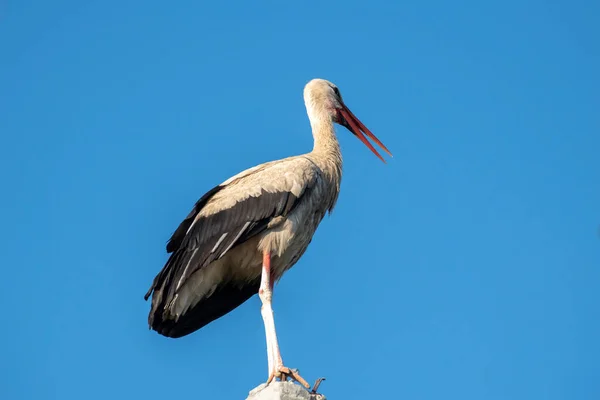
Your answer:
(246, 382), (326, 400)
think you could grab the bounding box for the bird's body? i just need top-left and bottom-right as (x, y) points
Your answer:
(146, 153), (341, 338)
(145, 78), (391, 386)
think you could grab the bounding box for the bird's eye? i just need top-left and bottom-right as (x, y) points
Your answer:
(333, 87), (340, 96)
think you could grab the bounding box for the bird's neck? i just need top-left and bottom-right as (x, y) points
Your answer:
(310, 117), (343, 188)
(310, 118), (341, 159)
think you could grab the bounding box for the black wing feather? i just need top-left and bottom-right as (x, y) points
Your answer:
(150, 278), (261, 338)
(166, 184), (223, 253)
(169, 190), (299, 289)
(145, 184), (307, 338)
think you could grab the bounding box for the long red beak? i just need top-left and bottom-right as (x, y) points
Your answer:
(339, 104), (392, 163)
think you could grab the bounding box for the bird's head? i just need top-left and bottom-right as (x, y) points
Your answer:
(303, 78), (392, 162)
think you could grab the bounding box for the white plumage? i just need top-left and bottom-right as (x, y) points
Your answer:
(144, 78), (392, 388)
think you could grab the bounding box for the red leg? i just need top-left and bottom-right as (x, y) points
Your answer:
(259, 251), (275, 377)
(259, 251), (309, 389)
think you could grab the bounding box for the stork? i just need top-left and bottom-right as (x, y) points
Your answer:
(144, 78), (392, 387)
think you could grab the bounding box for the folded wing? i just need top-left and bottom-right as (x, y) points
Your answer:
(145, 157), (319, 337)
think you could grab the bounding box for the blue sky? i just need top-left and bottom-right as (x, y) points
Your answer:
(1, 0), (599, 399)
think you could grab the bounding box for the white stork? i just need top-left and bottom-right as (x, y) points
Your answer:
(144, 78), (392, 387)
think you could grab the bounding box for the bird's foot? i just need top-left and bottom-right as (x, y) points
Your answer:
(266, 366), (310, 389)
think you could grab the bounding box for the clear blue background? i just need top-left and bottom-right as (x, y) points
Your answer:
(1, 1), (598, 399)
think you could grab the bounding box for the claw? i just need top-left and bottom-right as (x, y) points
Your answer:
(277, 366), (310, 389)
(267, 366), (310, 389)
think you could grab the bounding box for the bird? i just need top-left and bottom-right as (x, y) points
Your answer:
(144, 78), (392, 387)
